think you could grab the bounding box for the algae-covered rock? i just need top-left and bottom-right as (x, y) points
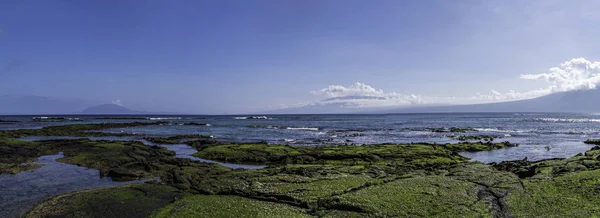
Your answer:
(584, 139), (600, 145)
(14, 134), (600, 217)
(151, 195), (311, 218)
(0, 122), (166, 138)
(0, 139), (51, 174)
(25, 183), (185, 218)
(506, 169), (600, 217)
(492, 158), (538, 178)
(191, 142), (515, 167)
(144, 134), (212, 144)
(320, 176), (492, 217)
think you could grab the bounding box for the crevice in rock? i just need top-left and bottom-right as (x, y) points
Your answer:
(473, 182), (513, 218)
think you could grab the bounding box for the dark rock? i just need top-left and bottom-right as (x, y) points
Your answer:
(108, 168), (142, 181)
(492, 159), (537, 178)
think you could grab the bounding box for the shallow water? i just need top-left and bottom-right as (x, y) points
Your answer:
(3, 113), (600, 162)
(156, 143), (266, 169)
(0, 153), (152, 218)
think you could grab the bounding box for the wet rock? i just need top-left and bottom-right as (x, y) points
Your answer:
(107, 168), (142, 181)
(492, 159), (537, 178)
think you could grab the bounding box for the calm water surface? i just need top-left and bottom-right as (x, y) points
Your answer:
(0, 153), (152, 218)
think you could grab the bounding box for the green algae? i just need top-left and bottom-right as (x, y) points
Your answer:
(0, 138), (231, 182)
(0, 122), (167, 138)
(506, 169), (600, 217)
(321, 176), (492, 217)
(151, 195), (311, 218)
(192, 142), (516, 167)
(25, 183), (185, 218)
(0, 163), (43, 174)
(13, 136), (600, 217)
(0, 139), (50, 174)
(144, 134), (212, 144)
(584, 139), (600, 145)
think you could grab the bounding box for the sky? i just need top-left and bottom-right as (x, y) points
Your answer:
(1, 0), (600, 114)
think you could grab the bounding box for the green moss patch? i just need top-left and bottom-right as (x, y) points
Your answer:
(151, 195), (311, 218)
(0, 122), (166, 138)
(144, 134), (212, 144)
(506, 169), (600, 217)
(321, 176), (492, 217)
(192, 142), (517, 167)
(25, 183), (185, 218)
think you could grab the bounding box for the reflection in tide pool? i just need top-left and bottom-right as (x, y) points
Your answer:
(460, 140), (594, 163)
(159, 143), (266, 170)
(0, 153), (153, 218)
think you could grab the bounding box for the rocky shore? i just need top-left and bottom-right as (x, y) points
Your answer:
(2, 122), (600, 217)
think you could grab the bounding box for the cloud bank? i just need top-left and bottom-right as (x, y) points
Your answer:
(520, 58), (600, 93)
(310, 82), (426, 107)
(299, 58), (600, 109)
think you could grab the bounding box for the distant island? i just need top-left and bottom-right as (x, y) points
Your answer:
(81, 104), (144, 114)
(268, 88), (600, 114)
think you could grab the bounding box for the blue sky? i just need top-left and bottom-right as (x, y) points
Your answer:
(2, 0), (600, 114)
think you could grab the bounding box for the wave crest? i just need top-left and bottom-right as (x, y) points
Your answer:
(532, 118), (600, 123)
(286, 127), (319, 131)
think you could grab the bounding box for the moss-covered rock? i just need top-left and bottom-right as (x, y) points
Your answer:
(0, 138), (231, 182)
(144, 134), (212, 144)
(506, 169), (600, 217)
(0, 139), (50, 174)
(192, 142), (517, 168)
(25, 183), (185, 218)
(151, 195), (311, 218)
(14, 135), (600, 217)
(320, 176), (492, 217)
(584, 139), (600, 145)
(0, 122), (166, 138)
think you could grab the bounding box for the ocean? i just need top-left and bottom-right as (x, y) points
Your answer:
(2, 112), (600, 163)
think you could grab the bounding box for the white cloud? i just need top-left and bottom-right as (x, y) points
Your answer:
(470, 89), (547, 102)
(310, 82), (387, 97)
(294, 58), (600, 109)
(520, 58), (600, 93)
(310, 82), (426, 107)
(111, 100), (123, 106)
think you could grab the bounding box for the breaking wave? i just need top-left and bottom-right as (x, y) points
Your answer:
(474, 128), (527, 133)
(531, 118), (600, 123)
(248, 125), (280, 129)
(32, 117), (82, 121)
(146, 117), (182, 120)
(234, 116), (272, 120)
(286, 127), (319, 131)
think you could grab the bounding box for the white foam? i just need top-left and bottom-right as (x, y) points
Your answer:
(286, 127), (319, 131)
(284, 139), (295, 142)
(532, 118), (600, 123)
(234, 116), (272, 120)
(147, 117), (182, 120)
(32, 117), (81, 121)
(474, 128), (526, 133)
